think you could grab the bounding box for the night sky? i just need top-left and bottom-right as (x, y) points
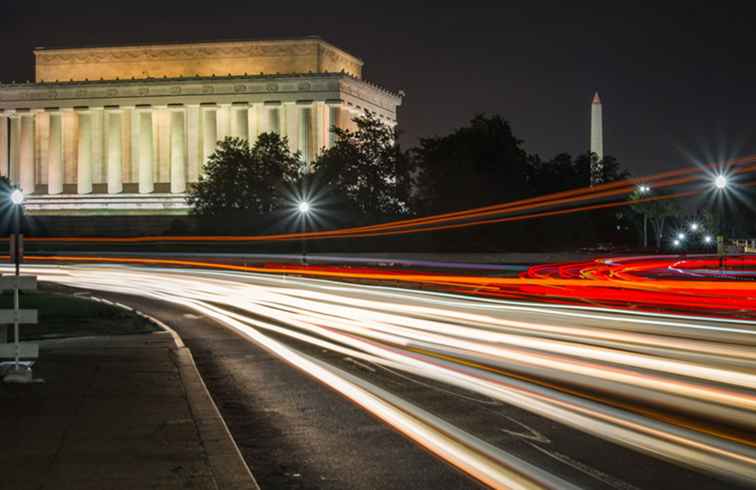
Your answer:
(1, 3), (753, 177)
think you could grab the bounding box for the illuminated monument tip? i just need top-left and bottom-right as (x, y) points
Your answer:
(590, 91), (604, 185)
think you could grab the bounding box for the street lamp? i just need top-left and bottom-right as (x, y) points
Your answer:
(637, 185), (651, 249)
(677, 232), (686, 241)
(689, 222), (699, 232)
(298, 201), (311, 264)
(713, 174), (730, 271)
(704, 235), (713, 245)
(673, 239), (681, 248)
(9, 189), (23, 276)
(7, 189), (23, 359)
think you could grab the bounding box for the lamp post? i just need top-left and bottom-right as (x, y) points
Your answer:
(9, 189), (23, 362)
(298, 201), (311, 265)
(714, 175), (729, 271)
(638, 185), (650, 249)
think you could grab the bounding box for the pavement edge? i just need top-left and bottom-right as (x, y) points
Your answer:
(92, 296), (261, 490)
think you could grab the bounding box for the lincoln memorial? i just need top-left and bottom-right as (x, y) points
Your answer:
(0, 37), (402, 216)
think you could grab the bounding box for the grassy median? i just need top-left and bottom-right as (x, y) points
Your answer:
(0, 289), (158, 340)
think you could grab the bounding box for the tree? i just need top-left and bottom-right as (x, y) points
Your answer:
(414, 115), (531, 214)
(629, 189), (680, 249)
(312, 111), (414, 222)
(187, 134), (302, 217)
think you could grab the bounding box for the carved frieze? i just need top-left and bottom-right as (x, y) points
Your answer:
(36, 42), (319, 66)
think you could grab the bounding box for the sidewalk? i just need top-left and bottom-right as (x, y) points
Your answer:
(0, 332), (258, 490)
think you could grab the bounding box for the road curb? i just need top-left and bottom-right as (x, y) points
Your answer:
(87, 296), (260, 490)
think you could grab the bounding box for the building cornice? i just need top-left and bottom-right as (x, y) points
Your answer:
(0, 73), (402, 112)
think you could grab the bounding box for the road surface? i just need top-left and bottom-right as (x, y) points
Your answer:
(20, 263), (756, 489)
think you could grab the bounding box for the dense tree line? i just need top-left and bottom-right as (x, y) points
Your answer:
(185, 111), (657, 250)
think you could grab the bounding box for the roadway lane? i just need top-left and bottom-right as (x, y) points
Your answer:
(26, 264), (756, 489)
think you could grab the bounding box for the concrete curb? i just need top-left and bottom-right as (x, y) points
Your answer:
(86, 296), (260, 490)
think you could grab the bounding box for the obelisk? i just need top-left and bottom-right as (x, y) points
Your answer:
(590, 92), (604, 186)
(591, 92), (603, 161)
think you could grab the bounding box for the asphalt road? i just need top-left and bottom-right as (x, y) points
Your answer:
(27, 264), (756, 489)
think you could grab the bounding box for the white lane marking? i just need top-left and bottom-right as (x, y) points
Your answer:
(344, 357), (377, 373)
(377, 364), (501, 406)
(499, 417), (551, 444)
(528, 443), (641, 490)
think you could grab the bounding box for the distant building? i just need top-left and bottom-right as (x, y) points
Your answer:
(590, 92), (604, 186)
(0, 37), (402, 215)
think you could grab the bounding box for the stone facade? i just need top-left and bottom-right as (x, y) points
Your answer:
(0, 38), (401, 216)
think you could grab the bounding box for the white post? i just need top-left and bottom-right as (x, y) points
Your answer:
(170, 109), (186, 193)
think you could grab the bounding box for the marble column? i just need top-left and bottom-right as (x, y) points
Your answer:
(0, 113), (8, 178)
(107, 111), (123, 194)
(120, 107), (133, 185)
(298, 105), (312, 165)
(202, 108), (217, 163)
(217, 104), (231, 141)
(19, 114), (35, 194)
(76, 112), (92, 194)
(187, 104), (200, 183)
(62, 109), (77, 187)
(91, 107), (104, 184)
(47, 112), (64, 194)
(231, 107), (249, 140)
(156, 108), (170, 184)
(248, 104), (260, 143)
(138, 110), (154, 194)
(129, 108), (140, 186)
(328, 105), (340, 148)
(9, 115), (20, 184)
(35, 111), (49, 189)
(313, 101), (329, 153)
(170, 110), (186, 193)
(284, 103), (299, 155)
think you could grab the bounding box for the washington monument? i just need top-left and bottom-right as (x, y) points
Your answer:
(591, 92), (604, 185)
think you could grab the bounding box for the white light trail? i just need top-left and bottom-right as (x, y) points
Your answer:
(14, 264), (756, 487)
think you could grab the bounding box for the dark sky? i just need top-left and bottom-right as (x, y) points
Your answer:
(1, 3), (754, 176)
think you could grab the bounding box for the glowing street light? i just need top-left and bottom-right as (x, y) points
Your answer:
(673, 239), (681, 248)
(298, 201), (311, 215)
(714, 175), (728, 190)
(10, 189), (24, 206)
(636, 185), (651, 248)
(677, 232), (686, 241)
(689, 222), (699, 232)
(704, 235), (713, 245)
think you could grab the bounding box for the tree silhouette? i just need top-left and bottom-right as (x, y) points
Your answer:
(187, 134), (301, 217)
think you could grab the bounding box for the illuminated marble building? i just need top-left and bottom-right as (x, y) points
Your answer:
(0, 37), (401, 216)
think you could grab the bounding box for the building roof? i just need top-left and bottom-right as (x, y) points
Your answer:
(33, 37), (364, 83)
